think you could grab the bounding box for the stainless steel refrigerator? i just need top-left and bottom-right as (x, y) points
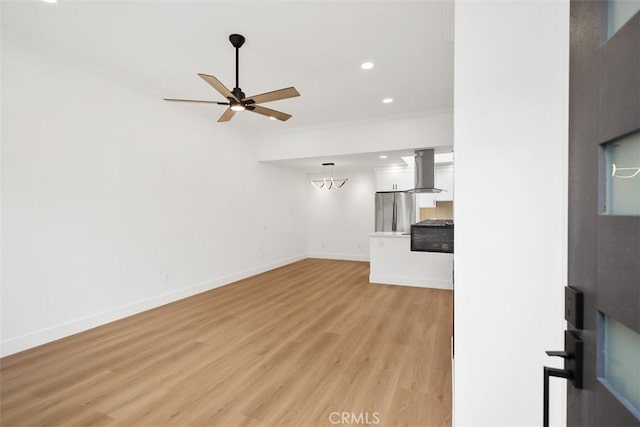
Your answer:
(375, 191), (415, 232)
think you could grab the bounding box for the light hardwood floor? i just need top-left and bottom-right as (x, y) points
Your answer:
(0, 259), (453, 426)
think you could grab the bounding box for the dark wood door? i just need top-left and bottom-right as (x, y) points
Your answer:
(568, 1), (639, 426)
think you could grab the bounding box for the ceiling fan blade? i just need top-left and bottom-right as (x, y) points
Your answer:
(164, 98), (230, 105)
(218, 107), (236, 122)
(198, 73), (238, 101)
(245, 87), (300, 105)
(247, 105), (292, 121)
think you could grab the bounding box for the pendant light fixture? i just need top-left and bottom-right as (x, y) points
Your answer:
(311, 162), (348, 190)
(611, 163), (640, 179)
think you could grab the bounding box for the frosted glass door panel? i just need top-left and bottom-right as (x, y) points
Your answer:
(606, 0), (640, 40)
(604, 130), (640, 216)
(599, 314), (640, 419)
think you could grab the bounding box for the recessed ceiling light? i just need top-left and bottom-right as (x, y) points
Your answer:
(382, 98), (393, 104)
(379, 155), (388, 159)
(361, 62), (374, 70)
(41, 0), (58, 3)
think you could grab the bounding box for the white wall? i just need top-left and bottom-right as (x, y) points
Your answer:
(256, 111), (453, 162)
(1, 40), (307, 356)
(454, 1), (569, 426)
(306, 169), (374, 261)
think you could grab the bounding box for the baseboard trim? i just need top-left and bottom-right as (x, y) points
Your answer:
(369, 274), (453, 290)
(1, 254), (306, 357)
(307, 252), (369, 262)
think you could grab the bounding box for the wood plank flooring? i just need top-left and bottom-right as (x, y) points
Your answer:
(0, 259), (453, 426)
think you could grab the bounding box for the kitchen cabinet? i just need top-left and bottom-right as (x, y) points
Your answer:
(375, 168), (414, 192)
(416, 193), (436, 208)
(435, 164), (454, 201)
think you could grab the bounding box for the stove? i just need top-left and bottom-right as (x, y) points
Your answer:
(410, 220), (454, 253)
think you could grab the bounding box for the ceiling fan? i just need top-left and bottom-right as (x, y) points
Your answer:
(164, 34), (300, 122)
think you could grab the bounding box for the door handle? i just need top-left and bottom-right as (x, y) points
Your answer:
(543, 367), (572, 427)
(545, 351), (570, 358)
(391, 192), (397, 232)
(543, 330), (583, 427)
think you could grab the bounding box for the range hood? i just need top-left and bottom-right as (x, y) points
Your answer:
(408, 149), (445, 193)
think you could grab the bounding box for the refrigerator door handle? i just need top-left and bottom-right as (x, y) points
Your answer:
(392, 193), (397, 232)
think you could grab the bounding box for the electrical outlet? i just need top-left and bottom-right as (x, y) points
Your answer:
(163, 272), (169, 282)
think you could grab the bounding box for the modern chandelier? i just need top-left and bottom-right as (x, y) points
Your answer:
(311, 162), (348, 190)
(611, 163), (640, 179)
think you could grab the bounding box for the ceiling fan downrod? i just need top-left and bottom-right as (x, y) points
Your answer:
(229, 34), (246, 100)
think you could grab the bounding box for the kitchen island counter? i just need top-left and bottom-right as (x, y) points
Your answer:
(369, 234), (453, 289)
(369, 232), (410, 238)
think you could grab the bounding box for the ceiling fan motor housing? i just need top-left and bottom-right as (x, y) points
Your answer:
(231, 88), (246, 101)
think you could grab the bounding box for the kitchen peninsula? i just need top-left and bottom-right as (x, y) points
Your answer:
(369, 232), (453, 289)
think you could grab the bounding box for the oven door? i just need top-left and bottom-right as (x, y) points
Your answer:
(410, 225), (454, 253)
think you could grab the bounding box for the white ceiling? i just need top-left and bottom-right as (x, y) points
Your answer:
(2, 0), (454, 134)
(3, 1), (454, 173)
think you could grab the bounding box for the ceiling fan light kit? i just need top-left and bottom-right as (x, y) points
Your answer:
(311, 163), (348, 190)
(164, 34), (300, 123)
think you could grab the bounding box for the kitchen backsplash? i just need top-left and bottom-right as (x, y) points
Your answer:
(419, 201), (453, 221)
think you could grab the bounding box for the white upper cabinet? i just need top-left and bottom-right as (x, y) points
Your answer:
(416, 193), (437, 208)
(375, 168), (414, 192)
(435, 164), (454, 201)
